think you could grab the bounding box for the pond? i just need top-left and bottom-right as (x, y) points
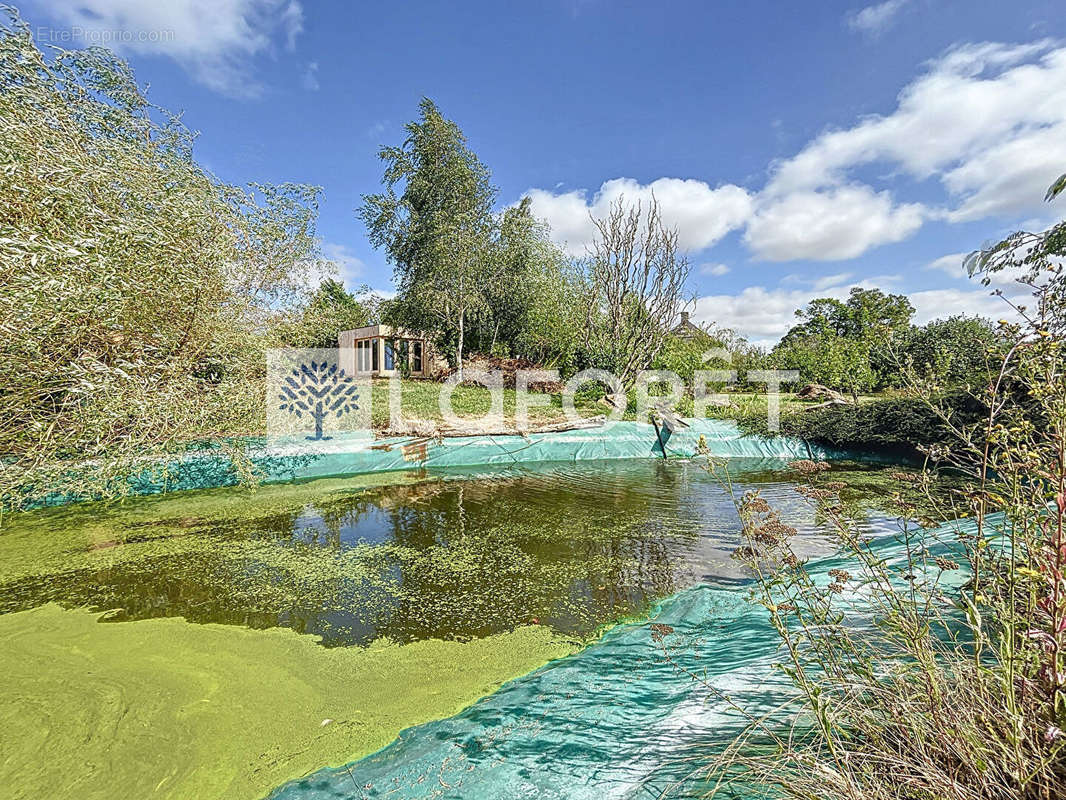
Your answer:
(0, 457), (922, 800)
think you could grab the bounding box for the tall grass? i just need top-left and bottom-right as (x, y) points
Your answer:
(688, 219), (1066, 799)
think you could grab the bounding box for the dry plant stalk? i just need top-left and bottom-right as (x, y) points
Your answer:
(677, 209), (1066, 799)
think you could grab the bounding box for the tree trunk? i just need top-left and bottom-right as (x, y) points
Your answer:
(457, 308), (465, 383)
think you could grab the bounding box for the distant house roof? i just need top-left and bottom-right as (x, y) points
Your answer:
(671, 311), (710, 341)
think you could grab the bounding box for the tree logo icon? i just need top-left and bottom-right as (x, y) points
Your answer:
(278, 360), (360, 440)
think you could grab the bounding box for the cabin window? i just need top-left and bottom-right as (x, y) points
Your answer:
(412, 340), (423, 373)
(353, 340), (366, 372)
(351, 334), (424, 375)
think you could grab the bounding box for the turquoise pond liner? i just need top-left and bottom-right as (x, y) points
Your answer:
(134, 419), (838, 495)
(267, 514), (984, 800)
(27, 418), (926, 797)
(38, 419), (884, 507)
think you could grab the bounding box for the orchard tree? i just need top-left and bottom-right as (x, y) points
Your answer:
(902, 315), (1002, 390)
(785, 288), (913, 341)
(773, 334), (875, 397)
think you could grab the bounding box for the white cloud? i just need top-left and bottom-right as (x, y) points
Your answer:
(942, 122), (1066, 221)
(322, 242), (365, 290)
(34, 0), (305, 97)
(811, 272), (854, 291)
(521, 40), (1066, 264)
(926, 251), (1034, 287)
(700, 262), (731, 277)
(908, 288), (1026, 325)
(847, 0), (909, 36)
(692, 279), (1024, 347)
(926, 252), (968, 277)
(744, 185), (925, 261)
(524, 188), (599, 258)
(358, 288), (397, 303)
(525, 177), (753, 258)
(766, 41), (1066, 221)
(692, 283), (862, 346)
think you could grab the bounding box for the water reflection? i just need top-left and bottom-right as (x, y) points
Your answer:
(0, 459), (899, 646)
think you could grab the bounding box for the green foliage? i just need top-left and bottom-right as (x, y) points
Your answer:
(470, 197), (584, 367)
(902, 315), (1002, 389)
(0, 13), (329, 507)
(785, 288), (914, 341)
(276, 279), (370, 349)
(768, 290), (1004, 395)
(1047, 171), (1066, 202)
(359, 98), (498, 374)
(652, 335), (711, 383)
(771, 334), (876, 395)
(739, 394), (984, 453)
(709, 173), (1066, 800)
(706, 286), (1000, 396)
(361, 102), (586, 374)
(360, 103), (702, 383)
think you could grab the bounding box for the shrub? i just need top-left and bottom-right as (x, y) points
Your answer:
(902, 315), (1003, 390)
(736, 394), (986, 454)
(0, 15), (327, 507)
(689, 189), (1066, 800)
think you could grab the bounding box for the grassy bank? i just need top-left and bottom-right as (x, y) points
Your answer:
(367, 377), (868, 429)
(368, 378), (587, 428)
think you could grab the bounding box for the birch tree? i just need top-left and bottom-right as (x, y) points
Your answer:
(359, 99), (497, 380)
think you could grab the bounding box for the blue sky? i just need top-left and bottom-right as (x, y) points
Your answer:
(20, 0), (1066, 345)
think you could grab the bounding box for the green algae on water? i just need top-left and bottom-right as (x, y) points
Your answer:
(0, 459), (951, 800)
(0, 463), (703, 645)
(0, 604), (577, 800)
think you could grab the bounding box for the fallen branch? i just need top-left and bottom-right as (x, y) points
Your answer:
(377, 415), (607, 439)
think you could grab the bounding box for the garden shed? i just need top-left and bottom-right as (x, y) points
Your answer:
(338, 325), (443, 378)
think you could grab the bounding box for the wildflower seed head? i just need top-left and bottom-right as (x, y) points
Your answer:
(649, 623), (674, 642)
(787, 460), (830, 475)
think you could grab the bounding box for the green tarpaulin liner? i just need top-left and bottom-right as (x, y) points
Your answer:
(266, 513), (983, 800)
(39, 420), (864, 506)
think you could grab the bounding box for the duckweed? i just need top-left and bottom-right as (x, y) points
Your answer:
(0, 604), (576, 800)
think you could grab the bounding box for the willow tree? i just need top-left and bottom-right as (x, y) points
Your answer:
(359, 98), (498, 380)
(0, 12), (328, 507)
